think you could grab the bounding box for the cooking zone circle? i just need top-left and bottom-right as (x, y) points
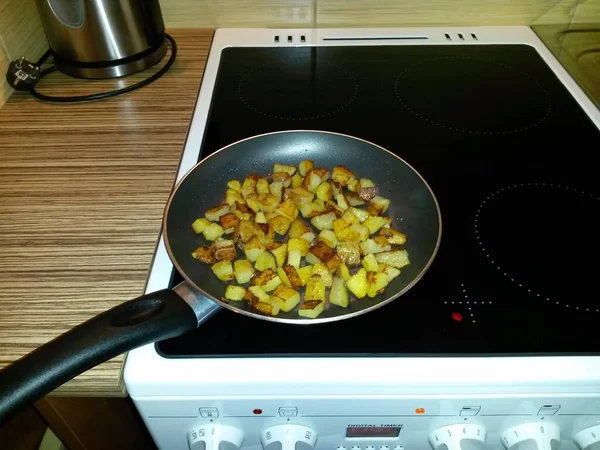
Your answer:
(394, 57), (552, 135)
(238, 58), (358, 120)
(474, 182), (599, 312)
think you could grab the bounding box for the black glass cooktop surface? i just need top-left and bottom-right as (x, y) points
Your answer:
(157, 44), (600, 357)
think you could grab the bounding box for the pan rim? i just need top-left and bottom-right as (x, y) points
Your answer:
(162, 129), (443, 325)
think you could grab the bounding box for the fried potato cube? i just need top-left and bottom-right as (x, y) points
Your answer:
(272, 172), (292, 188)
(287, 249), (301, 269)
(282, 264), (302, 289)
(316, 182), (333, 202)
(346, 267), (368, 299)
(269, 180), (284, 202)
(244, 236), (265, 262)
(300, 199), (327, 218)
(192, 246), (215, 264)
(325, 200), (344, 217)
(203, 223), (225, 241)
(246, 196), (261, 213)
(336, 241), (361, 266)
(250, 300), (280, 316)
(233, 259), (255, 284)
(288, 237), (310, 256)
(241, 176), (258, 199)
(224, 285), (246, 301)
(337, 262), (351, 281)
(298, 300), (325, 319)
(211, 239), (237, 262)
(274, 163), (297, 176)
(232, 201), (253, 221)
(227, 180), (241, 192)
(336, 224), (369, 243)
(192, 218), (211, 234)
(312, 262), (333, 287)
(298, 160), (314, 177)
(358, 178), (378, 200)
(302, 170), (323, 193)
(312, 167), (330, 181)
(225, 189), (245, 206)
(341, 210), (360, 226)
(361, 253), (380, 272)
(211, 260), (234, 281)
(375, 250), (410, 269)
(333, 218), (351, 234)
(325, 254), (342, 272)
(254, 223), (275, 245)
(287, 187), (314, 206)
(367, 271), (390, 298)
(276, 267), (291, 288)
(255, 252), (277, 273)
(273, 285), (301, 312)
(248, 285), (270, 302)
(275, 199), (299, 221)
(235, 220), (255, 244)
(310, 211), (336, 231)
(256, 178), (270, 195)
(336, 193), (350, 211)
(264, 212), (279, 222)
(297, 265), (313, 286)
(305, 252), (321, 266)
(269, 215), (292, 235)
(379, 228), (408, 245)
(255, 212), (267, 224)
(330, 277), (349, 307)
(368, 195), (391, 216)
(347, 178), (360, 192)
(346, 191), (366, 206)
(363, 216), (391, 235)
(289, 218), (311, 238)
(309, 240), (335, 262)
(319, 229), (338, 248)
(258, 193), (280, 213)
(291, 173), (303, 188)
(305, 275), (327, 301)
(251, 268), (281, 292)
(360, 237), (392, 254)
(269, 242), (287, 267)
(332, 165), (355, 186)
(205, 204), (230, 222)
(380, 264), (401, 281)
(219, 213), (240, 231)
(349, 207), (369, 222)
(262, 296), (285, 315)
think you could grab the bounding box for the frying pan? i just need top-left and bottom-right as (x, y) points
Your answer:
(0, 130), (441, 424)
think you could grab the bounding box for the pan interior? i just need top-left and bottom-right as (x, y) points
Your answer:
(165, 131), (441, 323)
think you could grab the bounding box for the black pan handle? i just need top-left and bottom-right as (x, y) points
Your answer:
(0, 281), (218, 425)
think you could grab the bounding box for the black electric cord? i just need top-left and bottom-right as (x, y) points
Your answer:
(30, 33), (177, 103)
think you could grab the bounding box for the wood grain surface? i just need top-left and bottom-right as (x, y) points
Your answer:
(0, 29), (214, 396)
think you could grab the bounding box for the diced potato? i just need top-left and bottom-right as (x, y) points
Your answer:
(219, 213), (240, 231)
(246, 196), (261, 213)
(298, 300), (325, 319)
(269, 180), (284, 202)
(349, 207), (369, 223)
(312, 168), (330, 181)
(379, 228), (408, 245)
(299, 160), (314, 177)
(325, 254), (342, 272)
(282, 265), (302, 289)
(363, 216), (391, 235)
(309, 240), (336, 263)
(270, 242), (287, 267)
(241, 176), (258, 199)
(269, 215), (292, 235)
(192, 218), (211, 234)
(288, 237), (310, 256)
(275, 199), (299, 221)
(287, 187), (314, 206)
(258, 194), (280, 213)
(192, 246), (215, 264)
(291, 173), (303, 188)
(302, 170), (323, 193)
(301, 231), (316, 243)
(332, 165), (355, 186)
(225, 189), (245, 206)
(262, 296), (285, 314)
(358, 178), (378, 200)
(333, 218), (351, 234)
(367, 271), (390, 298)
(227, 180), (241, 192)
(346, 268), (368, 299)
(211, 260), (234, 281)
(375, 250), (410, 269)
(325, 200), (344, 217)
(297, 265), (313, 286)
(289, 218), (311, 238)
(205, 204), (230, 222)
(276, 267), (291, 288)
(341, 210), (360, 226)
(203, 223), (225, 241)
(360, 237), (392, 254)
(232, 201), (253, 221)
(251, 268), (281, 292)
(337, 262), (351, 281)
(254, 223), (275, 245)
(235, 220), (255, 244)
(224, 285), (246, 301)
(319, 229), (338, 248)
(336, 193), (350, 211)
(255, 251), (277, 272)
(264, 212), (279, 222)
(249, 299), (280, 316)
(347, 178), (360, 192)
(330, 277), (349, 307)
(368, 195), (391, 215)
(287, 249), (302, 269)
(305, 275), (327, 301)
(274, 163), (297, 176)
(248, 285), (270, 302)
(311, 212), (336, 231)
(255, 212), (267, 224)
(336, 224), (369, 243)
(337, 241), (361, 266)
(312, 262), (333, 287)
(305, 253), (321, 265)
(273, 285), (301, 312)
(316, 182), (333, 202)
(380, 264), (401, 281)
(211, 239), (237, 262)
(272, 173), (291, 189)
(223, 227), (234, 235)
(244, 236), (265, 262)
(362, 253), (380, 272)
(233, 259), (255, 284)
(346, 191), (366, 206)
(300, 200), (327, 219)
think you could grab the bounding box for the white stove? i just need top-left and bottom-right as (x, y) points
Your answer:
(124, 26), (600, 450)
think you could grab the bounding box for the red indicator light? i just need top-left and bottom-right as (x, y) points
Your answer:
(253, 408), (263, 415)
(452, 312), (463, 322)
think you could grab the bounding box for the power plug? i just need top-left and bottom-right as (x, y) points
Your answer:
(5, 57), (41, 91)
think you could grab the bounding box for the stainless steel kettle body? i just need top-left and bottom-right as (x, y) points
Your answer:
(36, 0), (167, 79)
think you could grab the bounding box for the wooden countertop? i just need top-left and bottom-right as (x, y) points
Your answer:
(0, 29), (214, 397)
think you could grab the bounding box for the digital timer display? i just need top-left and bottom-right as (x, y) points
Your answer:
(346, 427), (401, 438)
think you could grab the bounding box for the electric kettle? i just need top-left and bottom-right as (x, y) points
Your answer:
(36, 0), (167, 79)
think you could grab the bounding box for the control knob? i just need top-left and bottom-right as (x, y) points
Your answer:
(260, 424), (318, 450)
(429, 423), (487, 449)
(574, 423), (600, 450)
(187, 424), (244, 450)
(501, 422), (560, 450)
